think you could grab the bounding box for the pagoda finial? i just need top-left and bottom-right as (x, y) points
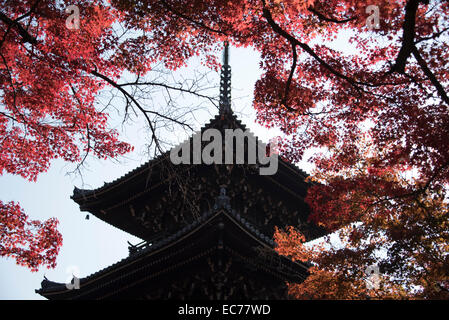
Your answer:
(219, 41), (231, 114)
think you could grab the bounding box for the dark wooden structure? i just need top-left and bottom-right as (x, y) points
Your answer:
(36, 44), (324, 300)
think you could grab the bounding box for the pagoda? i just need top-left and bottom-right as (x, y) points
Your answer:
(36, 44), (324, 300)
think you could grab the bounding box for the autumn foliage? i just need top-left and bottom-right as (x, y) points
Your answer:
(0, 201), (62, 272)
(103, 0), (449, 298)
(0, 1), (133, 270)
(2, 0), (449, 298)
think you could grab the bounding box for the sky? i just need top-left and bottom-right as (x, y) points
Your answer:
(0, 45), (311, 300)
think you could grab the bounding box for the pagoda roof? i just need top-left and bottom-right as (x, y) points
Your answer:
(37, 43), (324, 299)
(36, 196), (310, 299)
(70, 42), (315, 242)
(72, 110), (309, 203)
(70, 109), (318, 242)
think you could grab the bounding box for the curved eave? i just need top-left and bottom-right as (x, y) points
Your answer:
(36, 205), (310, 299)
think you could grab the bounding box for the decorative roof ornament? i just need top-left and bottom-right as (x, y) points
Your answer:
(219, 41), (232, 114)
(214, 186), (231, 210)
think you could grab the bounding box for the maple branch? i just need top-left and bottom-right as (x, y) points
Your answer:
(69, 84), (92, 172)
(91, 70), (196, 153)
(0, 110), (18, 122)
(15, 0), (40, 22)
(0, 11), (37, 45)
(0, 1), (40, 50)
(370, 159), (449, 210)
(0, 51), (21, 123)
(72, 124), (92, 174)
(159, 0), (228, 35)
(261, 1), (434, 113)
(308, 7), (356, 24)
(282, 42), (297, 111)
(389, 0), (426, 73)
(261, 4), (363, 90)
(118, 80), (218, 107)
(412, 46), (449, 105)
(415, 27), (449, 44)
(91, 70), (162, 152)
(91, 71), (193, 131)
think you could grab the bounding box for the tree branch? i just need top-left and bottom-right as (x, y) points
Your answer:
(91, 70), (198, 152)
(159, 0), (227, 35)
(308, 7), (356, 24)
(412, 46), (449, 105)
(0, 11), (37, 44)
(415, 27), (449, 44)
(118, 80), (218, 107)
(390, 0), (421, 73)
(282, 42), (297, 110)
(91, 70), (163, 152)
(261, 5), (359, 87)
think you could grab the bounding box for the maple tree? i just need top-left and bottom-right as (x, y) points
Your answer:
(105, 0), (449, 298)
(0, 0), (210, 271)
(2, 0), (449, 298)
(0, 0), (129, 271)
(0, 201), (61, 272)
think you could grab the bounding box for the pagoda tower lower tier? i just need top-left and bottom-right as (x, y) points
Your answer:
(36, 44), (325, 300)
(37, 190), (312, 299)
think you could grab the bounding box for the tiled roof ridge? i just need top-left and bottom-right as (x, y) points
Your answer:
(36, 202), (310, 295)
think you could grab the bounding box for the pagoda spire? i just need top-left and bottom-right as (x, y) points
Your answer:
(219, 41), (232, 114)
